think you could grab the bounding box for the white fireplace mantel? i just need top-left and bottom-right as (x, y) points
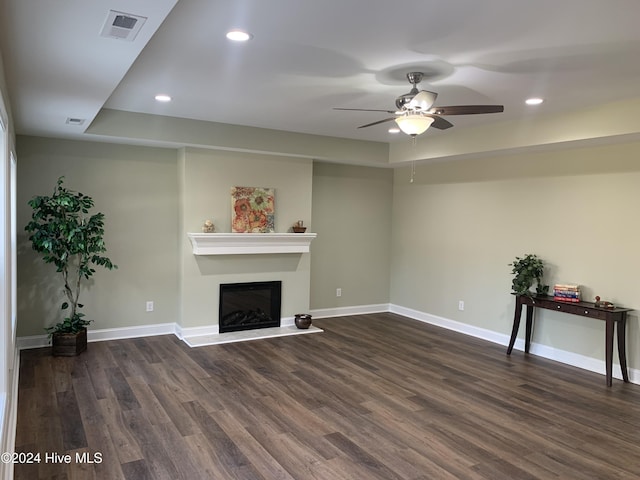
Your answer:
(187, 232), (317, 255)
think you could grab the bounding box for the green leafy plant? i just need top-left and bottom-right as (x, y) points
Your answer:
(509, 253), (549, 296)
(25, 177), (117, 336)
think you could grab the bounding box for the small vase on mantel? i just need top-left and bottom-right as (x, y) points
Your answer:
(292, 220), (306, 233)
(294, 313), (312, 329)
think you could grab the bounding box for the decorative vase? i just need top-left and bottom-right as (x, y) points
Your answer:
(52, 328), (88, 356)
(294, 314), (312, 329)
(292, 220), (306, 233)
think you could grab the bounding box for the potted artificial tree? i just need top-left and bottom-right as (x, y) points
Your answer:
(25, 176), (117, 356)
(509, 253), (549, 297)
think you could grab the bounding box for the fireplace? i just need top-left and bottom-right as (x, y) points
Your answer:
(219, 281), (282, 333)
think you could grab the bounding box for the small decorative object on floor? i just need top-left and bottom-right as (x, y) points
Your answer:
(294, 313), (312, 329)
(202, 219), (215, 233)
(594, 296), (615, 308)
(292, 220), (306, 233)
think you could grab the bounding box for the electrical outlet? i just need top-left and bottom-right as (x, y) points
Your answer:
(336, 288), (342, 297)
(146, 301), (154, 312)
(458, 300), (465, 311)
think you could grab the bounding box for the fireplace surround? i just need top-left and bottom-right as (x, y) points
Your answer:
(219, 281), (282, 333)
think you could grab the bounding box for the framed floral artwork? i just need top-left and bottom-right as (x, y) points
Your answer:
(231, 186), (275, 233)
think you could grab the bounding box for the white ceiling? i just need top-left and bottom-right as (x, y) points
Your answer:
(2, 0), (640, 149)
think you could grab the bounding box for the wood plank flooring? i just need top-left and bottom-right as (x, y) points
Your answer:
(13, 313), (640, 479)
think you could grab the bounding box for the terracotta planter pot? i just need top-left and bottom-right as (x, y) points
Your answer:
(52, 328), (88, 356)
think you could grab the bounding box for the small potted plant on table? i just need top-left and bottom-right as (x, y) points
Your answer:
(25, 177), (117, 356)
(509, 253), (549, 297)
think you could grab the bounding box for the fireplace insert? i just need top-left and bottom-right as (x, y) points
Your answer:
(219, 281), (282, 333)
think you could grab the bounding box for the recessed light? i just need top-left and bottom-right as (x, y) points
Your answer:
(155, 94), (172, 102)
(226, 30), (252, 42)
(388, 127), (401, 134)
(526, 98), (544, 105)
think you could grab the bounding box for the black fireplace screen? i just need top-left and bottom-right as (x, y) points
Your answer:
(219, 281), (282, 333)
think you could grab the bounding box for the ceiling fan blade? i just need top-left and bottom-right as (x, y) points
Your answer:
(334, 107), (397, 114)
(357, 117), (397, 129)
(428, 105), (504, 115)
(428, 115), (454, 130)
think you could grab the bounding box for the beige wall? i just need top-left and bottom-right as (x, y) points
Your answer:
(389, 97), (640, 165)
(89, 109), (389, 166)
(15, 137), (390, 336)
(16, 136), (179, 336)
(311, 162), (393, 309)
(15, 133), (640, 375)
(178, 148), (314, 328)
(390, 141), (640, 371)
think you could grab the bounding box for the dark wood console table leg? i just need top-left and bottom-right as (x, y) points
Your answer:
(605, 319), (614, 387)
(524, 305), (533, 354)
(507, 300), (523, 355)
(617, 314), (630, 383)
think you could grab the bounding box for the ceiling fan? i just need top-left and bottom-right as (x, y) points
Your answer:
(335, 72), (504, 136)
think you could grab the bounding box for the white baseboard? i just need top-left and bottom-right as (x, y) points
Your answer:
(16, 334), (48, 350)
(310, 303), (390, 319)
(174, 316), (298, 340)
(174, 323), (218, 340)
(16, 322), (178, 350)
(15, 305), (638, 385)
(389, 304), (509, 345)
(183, 324), (323, 347)
(17, 318), (301, 350)
(89, 323), (177, 342)
(389, 303), (639, 385)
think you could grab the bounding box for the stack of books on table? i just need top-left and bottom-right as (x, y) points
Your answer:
(553, 284), (581, 302)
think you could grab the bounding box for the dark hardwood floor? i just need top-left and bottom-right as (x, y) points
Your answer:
(13, 313), (640, 479)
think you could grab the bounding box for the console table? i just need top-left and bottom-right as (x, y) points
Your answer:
(507, 294), (633, 386)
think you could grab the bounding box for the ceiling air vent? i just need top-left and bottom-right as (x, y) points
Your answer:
(65, 118), (85, 126)
(100, 10), (147, 42)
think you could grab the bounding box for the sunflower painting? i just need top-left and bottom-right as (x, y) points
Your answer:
(231, 186), (275, 233)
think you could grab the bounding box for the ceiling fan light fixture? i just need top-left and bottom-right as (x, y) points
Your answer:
(395, 114), (434, 136)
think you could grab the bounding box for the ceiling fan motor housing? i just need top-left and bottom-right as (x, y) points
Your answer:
(395, 72), (423, 109)
(396, 88), (419, 109)
(395, 72), (437, 110)
(406, 72), (424, 84)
